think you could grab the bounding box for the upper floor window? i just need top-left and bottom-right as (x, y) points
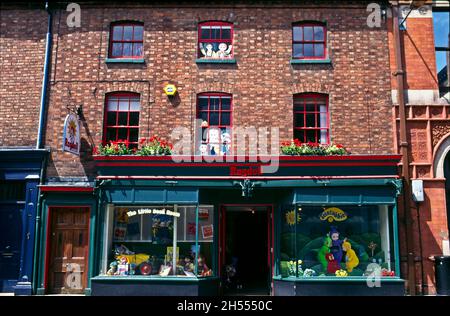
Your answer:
(292, 22), (326, 59)
(294, 93), (329, 144)
(198, 22), (233, 60)
(103, 93), (140, 149)
(197, 93), (232, 155)
(109, 22), (144, 59)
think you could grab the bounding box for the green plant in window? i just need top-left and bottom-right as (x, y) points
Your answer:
(280, 139), (348, 156)
(94, 140), (135, 156)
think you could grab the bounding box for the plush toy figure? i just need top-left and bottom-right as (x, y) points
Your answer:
(329, 226), (344, 264)
(342, 240), (359, 273)
(208, 129), (220, 155)
(216, 43), (232, 58)
(317, 235), (332, 272)
(221, 131), (231, 155)
(107, 261), (118, 275)
(325, 253), (340, 274)
(199, 43), (216, 58)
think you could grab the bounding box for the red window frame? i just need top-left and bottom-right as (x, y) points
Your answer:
(292, 22), (327, 60)
(109, 22), (144, 59)
(198, 21), (233, 59)
(197, 92), (233, 155)
(293, 93), (329, 144)
(103, 92), (140, 148)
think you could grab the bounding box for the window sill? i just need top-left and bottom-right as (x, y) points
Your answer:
(273, 275), (403, 282)
(105, 58), (145, 64)
(195, 58), (237, 64)
(92, 275), (219, 282)
(290, 59), (331, 64)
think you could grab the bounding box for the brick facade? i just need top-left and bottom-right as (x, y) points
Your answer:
(30, 2), (395, 181)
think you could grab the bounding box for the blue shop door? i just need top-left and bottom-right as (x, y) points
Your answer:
(0, 204), (23, 292)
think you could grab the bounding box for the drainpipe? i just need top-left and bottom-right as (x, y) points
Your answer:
(391, 2), (417, 295)
(36, 2), (52, 149)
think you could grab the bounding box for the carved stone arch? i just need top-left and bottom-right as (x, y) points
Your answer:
(433, 132), (450, 178)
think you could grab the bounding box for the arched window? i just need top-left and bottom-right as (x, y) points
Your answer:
(109, 22), (144, 59)
(103, 92), (140, 148)
(198, 22), (233, 60)
(293, 93), (329, 144)
(292, 22), (327, 59)
(196, 92), (232, 155)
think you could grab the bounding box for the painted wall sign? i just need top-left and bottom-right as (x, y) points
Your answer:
(62, 113), (80, 155)
(126, 208), (181, 218)
(319, 207), (348, 222)
(201, 224), (213, 239)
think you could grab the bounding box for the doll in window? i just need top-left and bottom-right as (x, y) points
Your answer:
(199, 43), (217, 58)
(216, 43), (232, 59)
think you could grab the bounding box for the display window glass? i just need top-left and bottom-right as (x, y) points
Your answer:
(279, 205), (397, 278)
(100, 205), (214, 278)
(198, 22), (233, 59)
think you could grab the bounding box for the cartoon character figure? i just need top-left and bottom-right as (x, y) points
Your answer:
(107, 261), (118, 275)
(329, 226), (344, 264)
(342, 240), (359, 273)
(216, 43), (232, 58)
(221, 131), (231, 155)
(199, 43), (216, 58)
(208, 128), (220, 155)
(199, 144), (208, 156)
(317, 235), (332, 272)
(325, 253), (341, 274)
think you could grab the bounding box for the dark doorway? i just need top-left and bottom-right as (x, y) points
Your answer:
(222, 205), (271, 296)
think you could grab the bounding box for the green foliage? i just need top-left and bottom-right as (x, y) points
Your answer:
(280, 139), (348, 156)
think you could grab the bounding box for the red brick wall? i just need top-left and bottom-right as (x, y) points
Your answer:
(0, 8), (47, 147)
(37, 4), (395, 179)
(388, 16), (439, 91)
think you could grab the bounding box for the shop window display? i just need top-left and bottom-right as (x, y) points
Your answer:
(198, 22), (233, 59)
(279, 205), (396, 278)
(100, 205), (214, 278)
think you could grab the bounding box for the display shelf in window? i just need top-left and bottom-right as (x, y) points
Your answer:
(198, 22), (234, 61)
(101, 205), (215, 278)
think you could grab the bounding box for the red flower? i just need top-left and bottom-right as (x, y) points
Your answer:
(336, 144), (343, 149)
(293, 139), (302, 146)
(139, 137), (146, 144)
(92, 146), (99, 155)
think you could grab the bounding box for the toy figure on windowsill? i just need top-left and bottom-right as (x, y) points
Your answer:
(325, 253), (341, 274)
(329, 226), (344, 265)
(197, 254), (212, 277)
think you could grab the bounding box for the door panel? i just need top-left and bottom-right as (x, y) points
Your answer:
(48, 207), (90, 294)
(0, 204), (23, 292)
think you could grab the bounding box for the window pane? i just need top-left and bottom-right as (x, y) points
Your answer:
(305, 103), (315, 112)
(211, 27), (221, 39)
(133, 43), (143, 57)
(306, 130), (316, 142)
(304, 26), (313, 41)
(107, 99), (118, 111)
(314, 26), (324, 41)
(209, 112), (219, 126)
(199, 112), (208, 122)
(134, 26), (143, 41)
(129, 112), (139, 126)
(123, 26), (133, 40)
(111, 43), (122, 57)
(123, 43), (132, 56)
(198, 97), (209, 111)
(200, 27), (210, 39)
(293, 44), (303, 58)
(107, 112), (117, 126)
(221, 97), (231, 110)
(118, 112), (128, 126)
(306, 114), (315, 127)
(293, 26), (303, 41)
(314, 44), (324, 57)
(295, 113), (304, 127)
(106, 128), (116, 142)
(119, 99), (129, 111)
(129, 128), (138, 142)
(210, 97), (220, 110)
(130, 99), (140, 111)
(221, 27), (231, 40)
(112, 26), (123, 41)
(294, 130), (304, 143)
(304, 44), (314, 57)
(221, 112), (230, 126)
(118, 128), (128, 140)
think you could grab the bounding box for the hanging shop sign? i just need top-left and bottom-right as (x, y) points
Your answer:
(319, 207), (348, 222)
(62, 113), (81, 155)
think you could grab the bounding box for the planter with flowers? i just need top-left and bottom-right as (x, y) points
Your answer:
(280, 139), (348, 156)
(93, 136), (173, 156)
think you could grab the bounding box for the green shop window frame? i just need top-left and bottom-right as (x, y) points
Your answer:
(98, 203), (216, 279)
(274, 185), (402, 281)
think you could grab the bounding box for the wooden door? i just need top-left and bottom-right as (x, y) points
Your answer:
(48, 207), (90, 294)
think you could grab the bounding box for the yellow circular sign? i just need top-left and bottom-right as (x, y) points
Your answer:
(163, 84), (177, 96)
